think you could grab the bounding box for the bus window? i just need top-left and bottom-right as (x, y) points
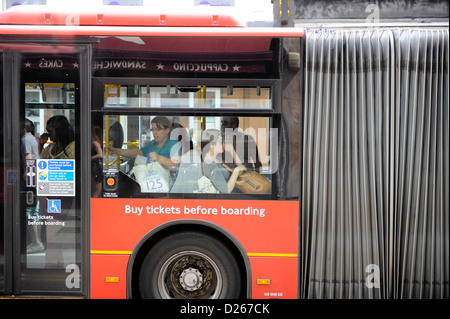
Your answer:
(101, 115), (274, 197)
(25, 83), (76, 139)
(103, 85), (272, 109)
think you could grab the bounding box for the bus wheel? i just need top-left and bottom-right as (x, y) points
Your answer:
(139, 231), (241, 299)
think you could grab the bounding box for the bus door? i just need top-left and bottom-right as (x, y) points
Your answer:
(0, 51), (5, 293)
(0, 45), (90, 296)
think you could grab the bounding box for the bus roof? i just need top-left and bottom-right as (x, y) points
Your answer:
(0, 5), (246, 27)
(0, 5), (304, 38)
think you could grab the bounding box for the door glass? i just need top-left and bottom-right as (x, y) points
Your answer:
(19, 54), (81, 292)
(23, 83), (77, 270)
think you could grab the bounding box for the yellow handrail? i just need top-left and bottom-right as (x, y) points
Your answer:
(104, 111), (141, 170)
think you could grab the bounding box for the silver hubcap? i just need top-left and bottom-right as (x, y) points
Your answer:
(157, 250), (223, 299)
(180, 267), (203, 291)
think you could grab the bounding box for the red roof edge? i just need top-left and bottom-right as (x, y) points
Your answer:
(0, 5), (247, 27)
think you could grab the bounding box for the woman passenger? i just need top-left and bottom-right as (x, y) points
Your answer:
(38, 115), (75, 267)
(107, 116), (179, 170)
(40, 115), (75, 160)
(200, 129), (246, 193)
(91, 125), (103, 198)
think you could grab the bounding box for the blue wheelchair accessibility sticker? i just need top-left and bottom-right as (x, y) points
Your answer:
(47, 199), (61, 213)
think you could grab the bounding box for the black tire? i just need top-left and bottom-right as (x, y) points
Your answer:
(139, 231), (242, 299)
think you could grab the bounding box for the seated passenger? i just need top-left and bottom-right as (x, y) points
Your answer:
(220, 116), (261, 169)
(200, 129), (246, 193)
(107, 116), (180, 171)
(171, 122), (193, 155)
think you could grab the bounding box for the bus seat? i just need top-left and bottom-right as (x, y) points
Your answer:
(169, 163), (203, 193)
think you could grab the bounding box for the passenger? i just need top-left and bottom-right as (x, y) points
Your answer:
(220, 116), (261, 169)
(200, 129), (246, 193)
(91, 125), (103, 198)
(171, 122), (193, 155)
(107, 116), (179, 170)
(21, 118), (44, 254)
(21, 118), (41, 164)
(40, 115), (75, 160)
(38, 115), (75, 268)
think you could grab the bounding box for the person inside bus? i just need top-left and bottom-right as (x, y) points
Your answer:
(200, 129), (246, 193)
(171, 122), (193, 155)
(107, 116), (180, 171)
(21, 118), (41, 171)
(220, 116), (261, 169)
(21, 118), (44, 254)
(40, 115), (75, 159)
(38, 115), (75, 268)
(91, 125), (103, 198)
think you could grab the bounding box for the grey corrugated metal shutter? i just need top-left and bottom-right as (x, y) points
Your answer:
(301, 28), (449, 299)
(393, 29), (449, 299)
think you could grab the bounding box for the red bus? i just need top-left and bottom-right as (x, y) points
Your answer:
(1, 4), (448, 301)
(0, 5), (303, 299)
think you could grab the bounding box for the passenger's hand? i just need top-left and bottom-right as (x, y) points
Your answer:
(39, 133), (49, 144)
(105, 146), (118, 155)
(148, 152), (160, 162)
(234, 165), (246, 173)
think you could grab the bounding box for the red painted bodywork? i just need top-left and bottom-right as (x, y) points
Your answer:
(0, 6), (303, 38)
(90, 198), (299, 299)
(0, 5), (246, 27)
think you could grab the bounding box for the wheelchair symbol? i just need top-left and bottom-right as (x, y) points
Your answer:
(47, 199), (61, 213)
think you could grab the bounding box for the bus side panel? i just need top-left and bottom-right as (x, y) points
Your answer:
(91, 254), (128, 299)
(250, 256), (299, 299)
(90, 198), (299, 298)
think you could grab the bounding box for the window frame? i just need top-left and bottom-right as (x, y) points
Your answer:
(92, 77), (278, 111)
(92, 77), (282, 200)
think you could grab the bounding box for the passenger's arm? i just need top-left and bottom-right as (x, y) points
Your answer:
(226, 165), (246, 193)
(106, 146), (143, 159)
(91, 140), (103, 160)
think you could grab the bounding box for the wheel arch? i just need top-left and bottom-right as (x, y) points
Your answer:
(126, 219), (252, 299)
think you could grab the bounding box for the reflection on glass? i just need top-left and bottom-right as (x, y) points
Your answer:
(25, 83), (75, 105)
(104, 85), (272, 109)
(26, 197), (78, 270)
(23, 84), (79, 277)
